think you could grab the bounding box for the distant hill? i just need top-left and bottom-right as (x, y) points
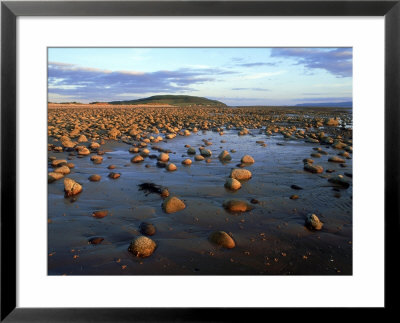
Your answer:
(106, 95), (227, 107)
(296, 101), (352, 108)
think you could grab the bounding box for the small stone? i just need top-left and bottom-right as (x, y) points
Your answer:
(305, 213), (323, 230)
(108, 172), (121, 179)
(182, 159), (192, 165)
(161, 189), (170, 198)
(139, 222), (156, 236)
(158, 153), (170, 162)
(48, 172), (64, 183)
(162, 196), (186, 214)
(223, 199), (253, 213)
(194, 155), (205, 161)
(230, 168), (252, 180)
(51, 159), (67, 167)
(328, 175), (350, 188)
(241, 155), (255, 164)
(90, 155), (103, 164)
(291, 184), (303, 190)
(209, 231), (235, 249)
(88, 237), (104, 245)
(64, 178), (82, 197)
(166, 163), (177, 171)
(224, 178), (241, 190)
(92, 210), (108, 218)
(128, 236), (157, 258)
(78, 147), (90, 155)
(108, 165), (116, 169)
(131, 155), (144, 163)
(304, 163), (323, 174)
(218, 150), (232, 161)
(88, 174), (101, 182)
(290, 195), (299, 200)
(187, 147), (196, 155)
(328, 156), (346, 163)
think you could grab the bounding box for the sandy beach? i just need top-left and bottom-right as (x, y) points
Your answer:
(48, 105), (352, 275)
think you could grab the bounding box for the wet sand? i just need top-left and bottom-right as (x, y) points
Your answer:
(48, 106), (352, 275)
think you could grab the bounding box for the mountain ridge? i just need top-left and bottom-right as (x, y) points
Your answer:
(103, 95), (227, 107)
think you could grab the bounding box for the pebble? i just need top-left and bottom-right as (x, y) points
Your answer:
(131, 155), (144, 163)
(166, 163), (177, 171)
(88, 174), (101, 182)
(304, 163), (323, 174)
(139, 222), (156, 236)
(64, 178), (82, 197)
(108, 172), (121, 179)
(182, 159), (192, 165)
(209, 231), (235, 248)
(92, 210), (108, 218)
(88, 237), (104, 245)
(162, 196), (186, 214)
(224, 178), (241, 190)
(305, 213), (323, 230)
(230, 168), (252, 180)
(128, 236), (157, 257)
(223, 199), (253, 212)
(241, 155), (255, 164)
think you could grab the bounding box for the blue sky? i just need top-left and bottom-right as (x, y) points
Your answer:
(48, 48), (352, 106)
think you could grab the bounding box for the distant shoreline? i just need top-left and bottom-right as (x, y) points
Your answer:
(48, 103), (352, 111)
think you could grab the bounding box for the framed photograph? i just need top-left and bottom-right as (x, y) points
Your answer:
(1, 0), (398, 321)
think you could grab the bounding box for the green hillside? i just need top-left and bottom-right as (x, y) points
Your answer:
(107, 95), (227, 107)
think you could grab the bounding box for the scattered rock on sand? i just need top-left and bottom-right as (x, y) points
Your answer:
(131, 155), (144, 163)
(187, 147), (196, 155)
(88, 237), (104, 245)
(108, 172), (121, 179)
(182, 159), (192, 165)
(223, 199), (253, 212)
(162, 196), (186, 214)
(328, 156), (346, 163)
(54, 165), (70, 175)
(218, 150), (232, 161)
(48, 172), (64, 183)
(166, 163), (177, 171)
(325, 118), (339, 126)
(328, 175), (350, 188)
(305, 213), (323, 230)
(51, 159), (67, 167)
(90, 155), (103, 164)
(224, 178), (241, 190)
(158, 153), (170, 162)
(291, 184), (303, 190)
(92, 210), (108, 218)
(139, 222), (156, 236)
(199, 148), (212, 157)
(64, 178), (82, 197)
(241, 155), (255, 164)
(304, 163), (323, 174)
(209, 231), (235, 249)
(128, 236), (157, 258)
(78, 147), (90, 156)
(230, 168), (252, 180)
(88, 174), (101, 182)
(194, 155), (205, 161)
(290, 195), (299, 200)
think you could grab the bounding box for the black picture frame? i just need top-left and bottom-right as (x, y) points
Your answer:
(1, 0), (398, 321)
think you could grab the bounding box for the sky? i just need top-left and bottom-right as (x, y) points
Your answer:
(48, 47), (352, 106)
